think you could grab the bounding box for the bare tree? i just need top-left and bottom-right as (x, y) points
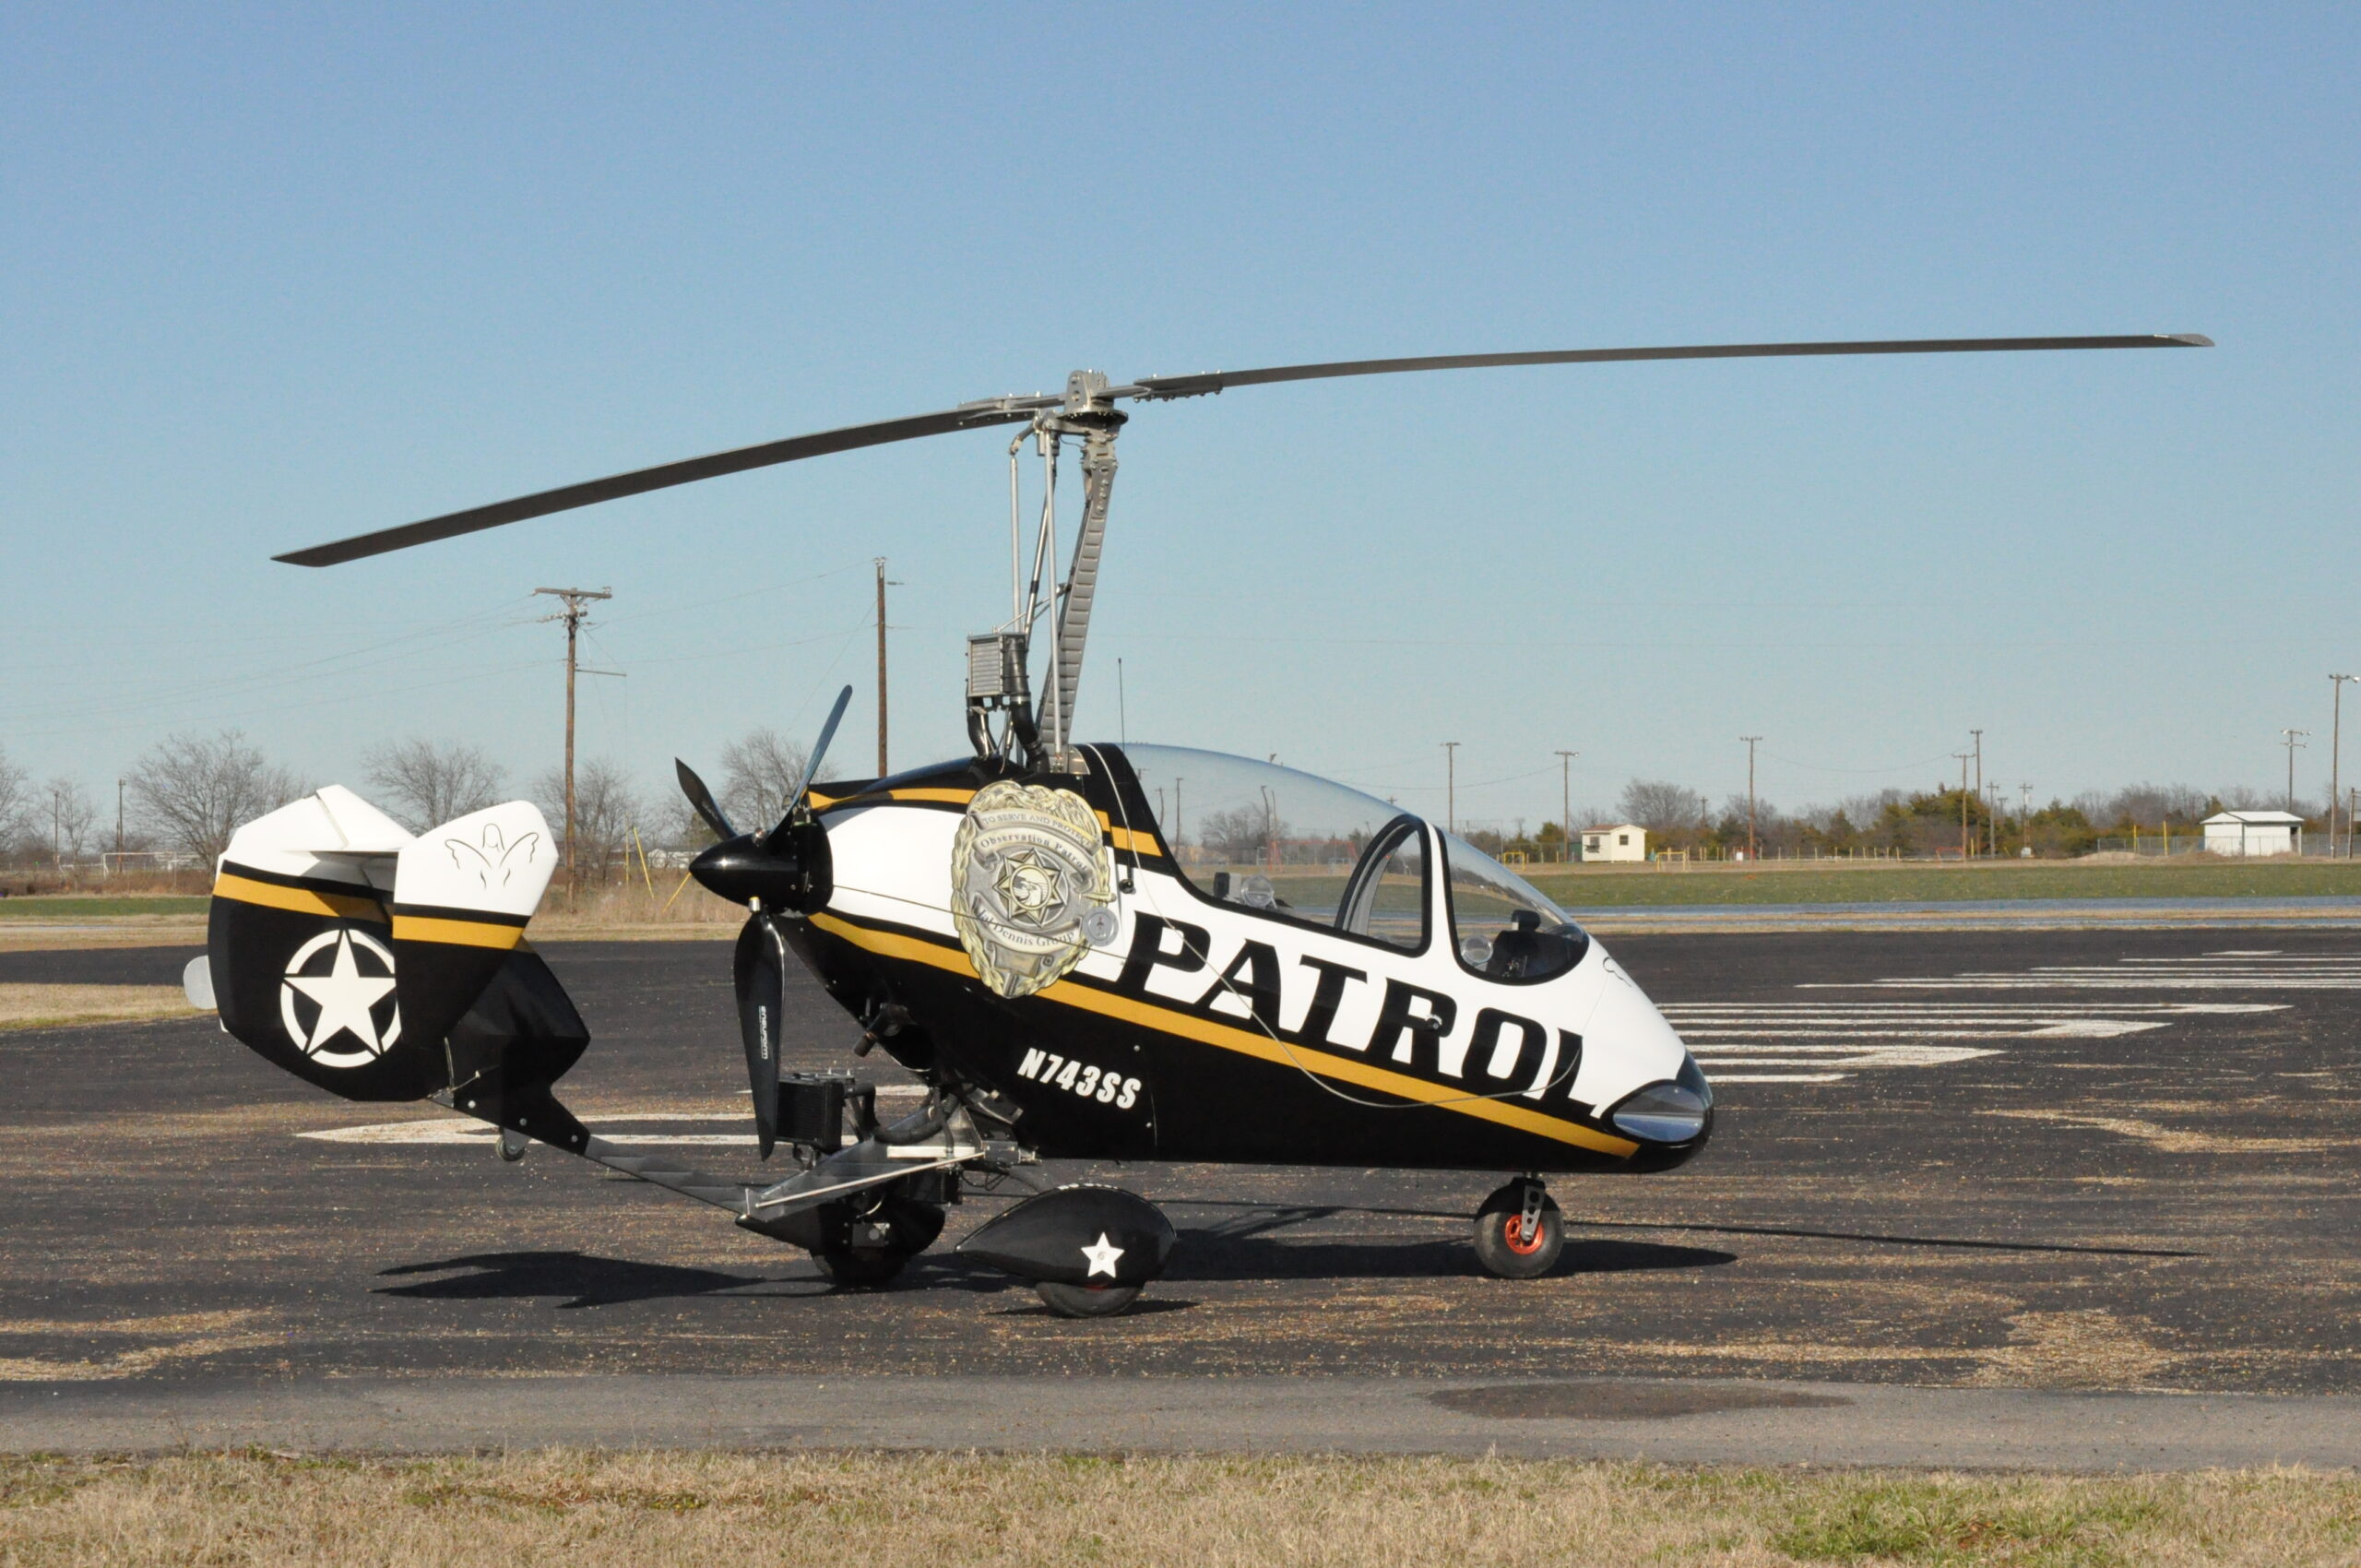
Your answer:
(719, 728), (835, 829)
(1197, 803), (1283, 862)
(362, 738), (507, 832)
(533, 757), (643, 879)
(42, 778), (99, 864)
(127, 731), (304, 863)
(1618, 778), (1700, 836)
(0, 744), (30, 853)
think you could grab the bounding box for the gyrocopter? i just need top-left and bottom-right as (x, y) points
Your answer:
(194, 332), (2208, 1315)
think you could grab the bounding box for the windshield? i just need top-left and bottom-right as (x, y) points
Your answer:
(1441, 829), (1588, 981)
(1120, 744), (1426, 945)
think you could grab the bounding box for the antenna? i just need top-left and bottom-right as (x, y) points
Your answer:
(1739, 737), (1763, 861)
(1554, 750), (1578, 863)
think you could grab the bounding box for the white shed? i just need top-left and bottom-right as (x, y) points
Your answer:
(1581, 824), (1648, 863)
(2201, 811), (2306, 858)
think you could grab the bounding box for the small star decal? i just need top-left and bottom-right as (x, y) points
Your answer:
(1080, 1232), (1125, 1279)
(992, 847), (1067, 928)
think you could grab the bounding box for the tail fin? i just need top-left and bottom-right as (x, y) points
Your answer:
(207, 790), (576, 1111)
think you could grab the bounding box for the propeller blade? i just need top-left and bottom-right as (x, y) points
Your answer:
(275, 402), (1046, 567)
(1120, 334), (2212, 401)
(674, 759), (736, 842)
(733, 915), (790, 1160)
(779, 685), (853, 825)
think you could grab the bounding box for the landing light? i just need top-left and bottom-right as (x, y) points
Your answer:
(1609, 1057), (1714, 1144)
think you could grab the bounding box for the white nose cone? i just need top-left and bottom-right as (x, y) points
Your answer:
(1579, 956), (1692, 1109)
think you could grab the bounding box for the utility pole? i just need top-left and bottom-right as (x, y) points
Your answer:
(1952, 754), (1973, 861)
(1442, 742), (1460, 836)
(2332, 676), (2357, 856)
(1968, 730), (1983, 859)
(534, 587), (612, 885)
(2281, 728), (2310, 815)
(1554, 750), (1578, 863)
(1739, 736), (1762, 861)
(113, 778), (124, 858)
(2020, 783), (2034, 857)
(873, 558), (900, 778)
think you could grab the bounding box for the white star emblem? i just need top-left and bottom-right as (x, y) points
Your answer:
(1079, 1232), (1125, 1279)
(279, 928), (400, 1068)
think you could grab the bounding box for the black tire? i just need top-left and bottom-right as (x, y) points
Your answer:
(1036, 1281), (1143, 1318)
(813, 1194), (944, 1289)
(1472, 1185), (1564, 1279)
(814, 1246), (910, 1287)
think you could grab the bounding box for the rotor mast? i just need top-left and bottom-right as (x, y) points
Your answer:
(969, 371), (1127, 773)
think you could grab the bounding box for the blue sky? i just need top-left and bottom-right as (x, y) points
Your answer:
(4, 4), (2355, 832)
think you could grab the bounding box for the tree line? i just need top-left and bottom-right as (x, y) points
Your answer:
(0, 730), (835, 880)
(1473, 778), (2323, 861)
(0, 730), (2331, 877)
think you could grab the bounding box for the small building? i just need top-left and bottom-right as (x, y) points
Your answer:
(2201, 811), (2306, 858)
(1581, 823), (1648, 863)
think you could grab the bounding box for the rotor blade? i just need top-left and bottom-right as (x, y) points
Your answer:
(275, 401), (1047, 567)
(785, 686), (854, 818)
(675, 759), (736, 842)
(1121, 334), (2213, 401)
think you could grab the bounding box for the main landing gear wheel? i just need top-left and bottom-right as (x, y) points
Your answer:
(814, 1194), (944, 1289)
(1472, 1179), (1563, 1279)
(1036, 1281), (1143, 1318)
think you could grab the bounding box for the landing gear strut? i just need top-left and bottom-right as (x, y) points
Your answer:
(1472, 1177), (1563, 1278)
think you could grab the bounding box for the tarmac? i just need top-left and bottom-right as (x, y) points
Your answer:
(2, 923), (2356, 1467)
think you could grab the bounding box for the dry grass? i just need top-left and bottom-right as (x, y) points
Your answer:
(0, 984), (198, 1032)
(0, 1450), (2354, 1566)
(531, 876), (742, 938)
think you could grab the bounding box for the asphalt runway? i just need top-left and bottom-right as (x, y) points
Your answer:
(2, 926), (2357, 1462)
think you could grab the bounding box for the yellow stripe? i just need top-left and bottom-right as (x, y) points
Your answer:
(1104, 825), (1161, 855)
(390, 914), (527, 950)
(807, 912), (1632, 1156)
(211, 873), (385, 922)
(813, 786), (979, 812)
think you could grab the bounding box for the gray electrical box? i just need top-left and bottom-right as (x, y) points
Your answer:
(967, 633), (1027, 701)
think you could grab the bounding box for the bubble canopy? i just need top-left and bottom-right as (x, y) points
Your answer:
(1111, 744), (1584, 963)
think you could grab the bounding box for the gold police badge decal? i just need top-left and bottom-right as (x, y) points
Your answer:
(950, 780), (1115, 999)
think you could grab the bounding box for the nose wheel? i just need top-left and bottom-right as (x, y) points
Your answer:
(1473, 1178), (1564, 1278)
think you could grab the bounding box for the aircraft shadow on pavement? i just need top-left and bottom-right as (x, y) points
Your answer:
(377, 1252), (806, 1311)
(374, 1229), (1736, 1311)
(1163, 1235), (1736, 1283)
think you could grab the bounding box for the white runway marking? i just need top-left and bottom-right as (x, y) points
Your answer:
(1805, 951), (2361, 992)
(1663, 994), (2291, 1084)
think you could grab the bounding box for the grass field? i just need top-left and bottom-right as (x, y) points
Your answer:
(0, 897), (208, 920)
(0, 1450), (2353, 1566)
(7, 860), (2361, 942)
(1524, 861), (2361, 907)
(0, 984), (197, 1031)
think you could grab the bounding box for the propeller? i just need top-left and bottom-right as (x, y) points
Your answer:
(675, 686), (853, 1159)
(675, 758), (735, 842)
(273, 334), (2210, 566)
